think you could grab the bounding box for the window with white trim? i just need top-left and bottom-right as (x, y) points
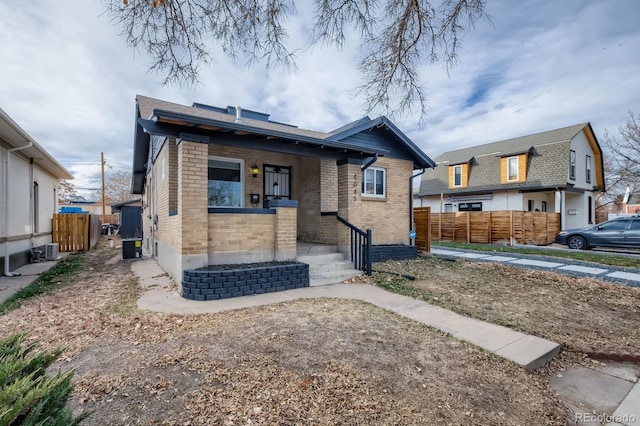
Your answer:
(569, 150), (576, 180)
(362, 167), (385, 197)
(507, 156), (518, 181)
(586, 155), (592, 183)
(453, 165), (462, 187)
(208, 157), (244, 207)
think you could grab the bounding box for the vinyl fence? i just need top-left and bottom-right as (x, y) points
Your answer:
(414, 208), (560, 246)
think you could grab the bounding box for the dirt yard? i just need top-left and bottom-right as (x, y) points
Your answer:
(3, 242), (631, 424)
(374, 256), (640, 354)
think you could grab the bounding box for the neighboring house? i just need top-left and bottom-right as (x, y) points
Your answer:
(418, 123), (605, 230)
(132, 95), (435, 281)
(623, 193), (640, 215)
(1, 108), (73, 276)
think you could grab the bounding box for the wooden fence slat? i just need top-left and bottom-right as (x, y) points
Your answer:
(51, 214), (100, 252)
(420, 210), (560, 246)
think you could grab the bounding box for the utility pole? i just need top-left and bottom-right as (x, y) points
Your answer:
(101, 152), (106, 225)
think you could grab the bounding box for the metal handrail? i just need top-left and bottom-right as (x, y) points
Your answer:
(337, 215), (372, 275)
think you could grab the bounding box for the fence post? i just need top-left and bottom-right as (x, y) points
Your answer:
(366, 229), (372, 275)
(509, 210), (514, 246)
(426, 207), (431, 253)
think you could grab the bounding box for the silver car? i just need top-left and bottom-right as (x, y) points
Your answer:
(555, 216), (640, 250)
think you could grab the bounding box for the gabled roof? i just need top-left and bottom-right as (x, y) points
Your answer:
(132, 95), (434, 193)
(419, 123), (603, 196)
(0, 108), (73, 180)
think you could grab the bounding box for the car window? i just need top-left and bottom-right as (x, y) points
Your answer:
(629, 219), (640, 230)
(598, 220), (629, 231)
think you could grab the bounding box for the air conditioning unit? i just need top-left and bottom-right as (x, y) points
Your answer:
(122, 238), (143, 259)
(45, 243), (59, 261)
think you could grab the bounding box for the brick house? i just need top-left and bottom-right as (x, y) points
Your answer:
(418, 123), (605, 230)
(131, 95), (435, 286)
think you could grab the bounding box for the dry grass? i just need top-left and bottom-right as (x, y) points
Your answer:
(0, 241), (572, 424)
(373, 256), (640, 354)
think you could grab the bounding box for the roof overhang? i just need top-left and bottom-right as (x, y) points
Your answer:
(132, 108), (390, 194)
(0, 109), (73, 180)
(328, 116), (436, 170)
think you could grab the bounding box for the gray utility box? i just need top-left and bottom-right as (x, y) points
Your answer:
(122, 238), (143, 259)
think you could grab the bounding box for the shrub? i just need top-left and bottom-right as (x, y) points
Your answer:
(0, 333), (87, 425)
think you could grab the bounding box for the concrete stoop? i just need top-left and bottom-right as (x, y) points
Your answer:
(296, 250), (362, 287)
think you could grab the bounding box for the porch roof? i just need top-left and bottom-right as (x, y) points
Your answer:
(132, 95), (435, 193)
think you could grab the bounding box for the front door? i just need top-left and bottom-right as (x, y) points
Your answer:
(263, 164), (291, 207)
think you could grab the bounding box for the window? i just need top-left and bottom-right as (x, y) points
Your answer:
(453, 165), (462, 187)
(527, 200), (534, 212)
(459, 202), (482, 211)
(362, 167), (385, 197)
(444, 203), (453, 212)
(588, 195), (593, 224)
(598, 220), (628, 231)
(208, 157), (243, 207)
(569, 150), (576, 180)
(541, 201), (547, 212)
(507, 156), (518, 181)
(630, 219), (640, 230)
(586, 155), (592, 183)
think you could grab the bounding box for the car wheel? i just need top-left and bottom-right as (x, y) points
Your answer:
(567, 235), (587, 250)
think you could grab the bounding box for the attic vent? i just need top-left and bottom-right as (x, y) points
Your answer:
(235, 106), (242, 123)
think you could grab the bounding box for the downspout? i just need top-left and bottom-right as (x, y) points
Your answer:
(409, 169), (426, 246)
(4, 141), (33, 276)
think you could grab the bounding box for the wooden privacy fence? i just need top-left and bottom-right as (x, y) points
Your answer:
(414, 209), (560, 246)
(52, 214), (102, 252)
(413, 207), (432, 253)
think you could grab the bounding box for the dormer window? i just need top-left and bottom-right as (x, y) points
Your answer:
(454, 165), (462, 187)
(507, 156), (518, 181)
(448, 163), (469, 188)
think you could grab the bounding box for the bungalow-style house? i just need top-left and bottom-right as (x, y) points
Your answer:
(132, 95), (435, 286)
(418, 123), (605, 230)
(1, 108), (73, 276)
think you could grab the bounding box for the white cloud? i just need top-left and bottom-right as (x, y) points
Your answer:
(0, 0), (639, 199)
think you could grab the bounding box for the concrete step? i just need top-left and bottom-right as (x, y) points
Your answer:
(309, 268), (363, 286)
(309, 261), (355, 274)
(296, 243), (338, 256)
(297, 252), (346, 264)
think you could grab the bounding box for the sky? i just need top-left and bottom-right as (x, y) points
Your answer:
(1, 0), (639, 200)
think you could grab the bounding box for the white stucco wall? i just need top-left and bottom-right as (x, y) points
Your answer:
(1, 147), (59, 269)
(419, 191), (526, 212)
(569, 130), (597, 190)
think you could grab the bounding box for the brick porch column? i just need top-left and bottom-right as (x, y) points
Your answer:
(337, 159), (363, 253)
(177, 140), (209, 271)
(270, 200), (298, 261)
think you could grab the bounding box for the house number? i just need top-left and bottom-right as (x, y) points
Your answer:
(353, 172), (358, 201)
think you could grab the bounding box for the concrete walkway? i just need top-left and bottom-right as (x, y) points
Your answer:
(431, 248), (640, 288)
(132, 258), (559, 371)
(0, 253), (69, 304)
(133, 257), (640, 424)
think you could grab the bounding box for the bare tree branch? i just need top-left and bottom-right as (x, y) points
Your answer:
(104, 0), (488, 117)
(599, 111), (640, 210)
